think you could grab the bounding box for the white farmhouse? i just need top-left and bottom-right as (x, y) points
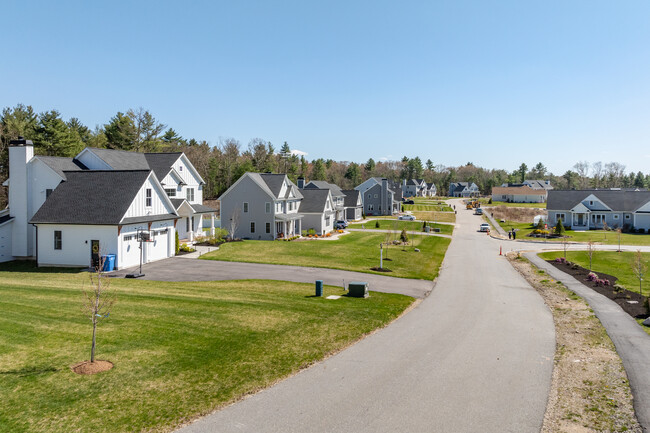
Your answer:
(0, 137), (215, 269)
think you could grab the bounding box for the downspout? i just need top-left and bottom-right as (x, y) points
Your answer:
(30, 223), (38, 266)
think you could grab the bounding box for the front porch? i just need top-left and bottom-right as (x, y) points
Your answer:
(274, 214), (303, 239)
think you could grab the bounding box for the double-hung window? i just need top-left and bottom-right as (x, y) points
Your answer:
(243, 202), (249, 213)
(146, 189), (152, 207)
(186, 188), (195, 202)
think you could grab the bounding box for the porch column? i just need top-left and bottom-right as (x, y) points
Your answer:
(210, 213), (215, 236)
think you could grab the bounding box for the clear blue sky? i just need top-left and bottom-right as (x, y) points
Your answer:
(4, 0), (650, 175)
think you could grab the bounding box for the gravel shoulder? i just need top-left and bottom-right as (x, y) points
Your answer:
(508, 252), (641, 433)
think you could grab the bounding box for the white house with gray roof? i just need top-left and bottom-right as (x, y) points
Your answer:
(218, 172), (304, 240)
(0, 138), (215, 268)
(547, 189), (650, 231)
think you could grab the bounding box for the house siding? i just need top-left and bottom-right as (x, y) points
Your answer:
(219, 176), (277, 240)
(37, 225), (118, 267)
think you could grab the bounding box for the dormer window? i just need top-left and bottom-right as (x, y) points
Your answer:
(589, 200), (594, 206)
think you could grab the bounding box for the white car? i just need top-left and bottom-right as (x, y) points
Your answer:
(479, 223), (490, 232)
(398, 214), (416, 221)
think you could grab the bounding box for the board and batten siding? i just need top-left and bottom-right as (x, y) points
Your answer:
(37, 225), (118, 267)
(123, 175), (176, 219)
(171, 155), (203, 204)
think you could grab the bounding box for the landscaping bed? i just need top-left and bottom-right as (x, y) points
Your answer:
(547, 259), (649, 319)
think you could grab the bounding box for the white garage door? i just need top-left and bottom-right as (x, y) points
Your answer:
(121, 233), (142, 269)
(147, 228), (170, 262)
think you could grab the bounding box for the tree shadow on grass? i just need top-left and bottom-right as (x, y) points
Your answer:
(0, 365), (60, 377)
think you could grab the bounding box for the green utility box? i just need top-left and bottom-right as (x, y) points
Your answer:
(348, 282), (369, 298)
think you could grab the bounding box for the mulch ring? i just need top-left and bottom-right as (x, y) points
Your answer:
(71, 360), (114, 375)
(547, 260), (649, 319)
(370, 267), (392, 272)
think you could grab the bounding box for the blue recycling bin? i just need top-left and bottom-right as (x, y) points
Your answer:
(315, 280), (323, 297)
(102, 254), (116, 272)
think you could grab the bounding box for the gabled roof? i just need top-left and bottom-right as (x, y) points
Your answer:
(406, 179), (420, 186)
(525, 180), (553, 190)
(342, 190), (362, 207)
(300, 189), (332, 213)
(258, 173), (303, 199)
(144, 153), (182, 181)
(304, 180), (345, 198)
(86, 148), (150, 170)
(427, 182), (436, 189)
(30, 170), (175, 225)
(36, 156), (87, 180)
(547, 190), (650, 212)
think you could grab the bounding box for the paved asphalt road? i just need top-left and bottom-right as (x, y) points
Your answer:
(526, 253), (650, 432)
(175, 199), (555, 433)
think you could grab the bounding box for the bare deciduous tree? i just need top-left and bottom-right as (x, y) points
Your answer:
(587, 240), (595, 271)
(82, 256), (116, 363)
(630, 250), (647, 296)
(229, 207), (241, 240)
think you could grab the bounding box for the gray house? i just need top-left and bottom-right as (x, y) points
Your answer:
(300, 189), (335, 235)
(300, 179), (346, 221)
(218, 173), (303, 240)
(355, 177), (400, 216)
(342, 189), (363, 221)
(449, 182), (480, 197)
(547, 189), (650, 231)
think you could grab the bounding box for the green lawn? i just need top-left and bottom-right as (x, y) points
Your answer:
(402, 203), (453, 212)
(0, 263), (413, 433)
(201, 231), (450, 280)
(348, 220), (453, 235)
(538, 250), (650, 297)
(495, 219), (650, 245)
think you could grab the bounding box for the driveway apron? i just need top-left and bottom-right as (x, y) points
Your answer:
(177, 199), (555, 433)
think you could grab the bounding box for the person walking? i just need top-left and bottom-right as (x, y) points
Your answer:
(512, 229), (516, 240)
(508, 231), (512, 240)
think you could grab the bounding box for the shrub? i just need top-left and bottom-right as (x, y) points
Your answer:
(555, 257), (566, 264)
(488, 197), (492, 204)
(308, 229), (316, 236)
(531, 229), (549, 235)
(375, 220), (380, 228)
(586, 272), (599, 282)
(638, 228), (646, 234)
(301, 230), (307, 237)
(179, 243), (194, 252)
(175, 230), (180, 255)
(400, 228), (409, 243)
(554, 218), (565, 236)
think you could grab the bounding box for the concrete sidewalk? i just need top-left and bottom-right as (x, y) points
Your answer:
(526, 252), (650, 432)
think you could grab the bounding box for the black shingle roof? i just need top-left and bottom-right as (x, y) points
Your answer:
(88, 148), (150, 170)
(144, 153), (182, 181)
(30, 170), (157, 225)
(342, 190), (361, 207)
(300, 189), (331, 213)
(37, 156), (87, 179)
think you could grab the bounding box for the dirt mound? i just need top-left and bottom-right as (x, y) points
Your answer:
(71, 360), (114, 375)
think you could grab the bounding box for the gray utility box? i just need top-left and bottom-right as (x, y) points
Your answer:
(348, 282), (369, 298)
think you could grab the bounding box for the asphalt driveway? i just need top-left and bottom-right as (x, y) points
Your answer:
(111, 258), (434, 299)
